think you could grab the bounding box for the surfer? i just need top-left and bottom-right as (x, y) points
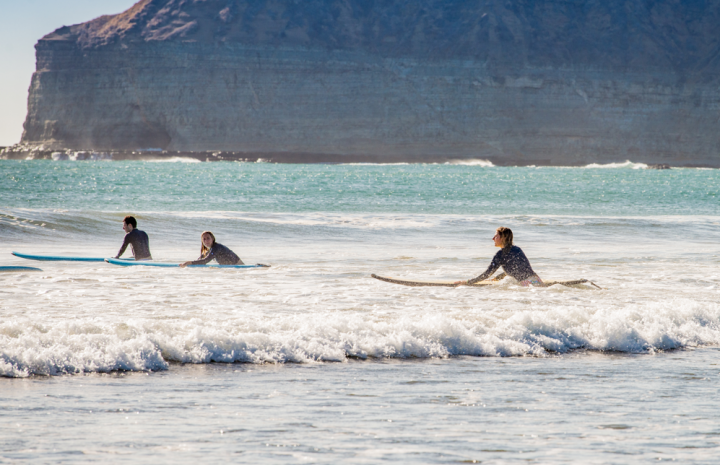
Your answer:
(179, 231), (244, 267)
(115, 216), (152, 260)
(457, 227), (543, 287)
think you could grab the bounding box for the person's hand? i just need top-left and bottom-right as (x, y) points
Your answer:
(179, 261), (190, 268)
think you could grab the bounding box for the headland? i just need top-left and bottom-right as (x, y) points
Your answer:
(8, 0), (720, 166)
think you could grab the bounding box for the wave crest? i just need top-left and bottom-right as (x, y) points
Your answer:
(583, 160), (648, 169)
(2, 299), (719, 377)
(443, 159), (495, 167)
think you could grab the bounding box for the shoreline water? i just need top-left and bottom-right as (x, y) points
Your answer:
(3, 350), (720, 463)
(2, 160), (718, 462)
(3, 215), (719, 377)
(1, 147), (718, 168)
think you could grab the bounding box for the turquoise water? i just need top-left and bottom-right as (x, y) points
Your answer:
(2, 160), (720, 463)
(2, 160), (718, 216)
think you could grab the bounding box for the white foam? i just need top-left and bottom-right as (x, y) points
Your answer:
(140, 211), (720, 230)
(146, 157), (201, 163)
(343, 162), (410, 166)
(0, 319), (168, 377)
(443, 159), (495, 167)
(583, 160), (648, 169)
(5, 207), (720, 240)
(3, 298), (719, 377)
(51, 151), (112, 161)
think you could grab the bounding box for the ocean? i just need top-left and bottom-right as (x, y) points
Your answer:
(1, 159), (719, 463)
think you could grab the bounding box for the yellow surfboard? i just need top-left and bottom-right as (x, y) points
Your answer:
(371, 274), (600, 289)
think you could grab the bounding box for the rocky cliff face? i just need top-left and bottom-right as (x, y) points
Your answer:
(19, 0), (720, 165)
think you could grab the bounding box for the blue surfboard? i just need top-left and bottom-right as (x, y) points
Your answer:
(0, 265), (42, 272)
(12, 252), (133, 262)
(105, 258), (269, 268)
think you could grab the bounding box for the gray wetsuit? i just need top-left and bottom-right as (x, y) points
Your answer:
(115, 229), (152, 260)
(468, 245), (537, 284)
(189, 243), (243, 265)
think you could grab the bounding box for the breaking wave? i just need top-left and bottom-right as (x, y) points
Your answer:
(51, 151), (112, 161)
(3, 298), (719, 377)
(583, 160), (648, 169)
(443, 159), (495, 167)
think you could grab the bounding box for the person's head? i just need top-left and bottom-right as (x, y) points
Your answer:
(123, 216), (137, 233)
(493, 227), (513, 248)
(200, 231), (216, 254)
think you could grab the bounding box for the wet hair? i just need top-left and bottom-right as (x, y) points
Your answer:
(200, 231), (217, 256)
(496, 227), (513, 249)
(123, 216), (137, 228)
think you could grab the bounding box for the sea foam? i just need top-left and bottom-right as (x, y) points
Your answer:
(583, 160), (648, 169)
(51, 151), (112, 161)
(443, 159), (495, 167)
(2, 298), (719, 377)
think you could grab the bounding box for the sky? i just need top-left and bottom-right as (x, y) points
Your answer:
(0, 0), (138, 146)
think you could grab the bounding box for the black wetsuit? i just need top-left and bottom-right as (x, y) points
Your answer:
(468, 245), (537, 284)
(115, 229), (152, 260)
(189, 243), (243, 265)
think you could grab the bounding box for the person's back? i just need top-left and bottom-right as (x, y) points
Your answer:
(485, 245), (536, 282)
(115, 216), (152, 260)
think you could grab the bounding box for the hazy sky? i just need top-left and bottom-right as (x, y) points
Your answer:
(0, 0), (138, 146)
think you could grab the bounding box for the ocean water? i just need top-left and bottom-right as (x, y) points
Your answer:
(1, 159), (720, 463)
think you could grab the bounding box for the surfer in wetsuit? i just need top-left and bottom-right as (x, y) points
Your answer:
(115, 216), (152, 260)
(457, 227), (543, 287)
(179, 231), (244, 267)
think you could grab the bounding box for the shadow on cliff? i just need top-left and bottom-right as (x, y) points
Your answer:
(87, 123), (171, 151)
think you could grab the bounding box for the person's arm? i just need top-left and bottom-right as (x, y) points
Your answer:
(182, 248), (216, 267)
(115, 235), (130, 259)
(190, 254), (215, 265)
(467, 253), (502, 284)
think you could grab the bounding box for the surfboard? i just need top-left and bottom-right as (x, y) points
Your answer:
(0, 266), (42, 272)
(12, 252), (132, 262)
(371, 274), (600, 289)
(371, 274), (493, 287)
(105, 258), (270, 268)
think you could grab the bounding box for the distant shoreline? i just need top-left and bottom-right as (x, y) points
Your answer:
(1, 148), (717, 168)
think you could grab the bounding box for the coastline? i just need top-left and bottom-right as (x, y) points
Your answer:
(1, 147), (716, 168)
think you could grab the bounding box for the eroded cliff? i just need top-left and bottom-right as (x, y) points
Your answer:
(18, 0), (720, 165)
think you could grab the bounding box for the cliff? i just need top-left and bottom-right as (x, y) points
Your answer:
(17, 0), (720, 165)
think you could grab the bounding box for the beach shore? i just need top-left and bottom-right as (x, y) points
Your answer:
(2, 148), (718, 168)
